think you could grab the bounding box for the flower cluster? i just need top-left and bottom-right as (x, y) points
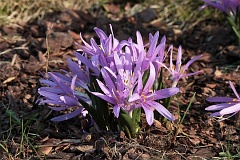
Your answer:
(38, 25), (202, 134)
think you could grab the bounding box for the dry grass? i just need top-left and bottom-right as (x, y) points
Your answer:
(0, 0), (223, 27)
(143, 0), (224, 30)
(0, 0), (97, 25)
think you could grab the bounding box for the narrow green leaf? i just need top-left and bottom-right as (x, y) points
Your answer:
(119, 111), (137, 138)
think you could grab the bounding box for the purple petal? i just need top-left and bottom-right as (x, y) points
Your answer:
(74, 51), (100, 75)
(71, 75), (77, 91)
(205, 103), (234, 111)
(136, 31), (145, 53)
(101, 68), (116, 93)
(148, 101), (174, 121)
(143, 62), (156, 92)
(109, 24), (119, 49)
(48, 73), (72, 95)
(113, 105), (120, 118)
(169, 45), (174, 71)
(113, 52), (124, 74)
(104, 66), (117, 79)
(176, 46), (182, 72)
(94, 27), (108, 41)
(184, 71), (202, 77)
(220, 103), (240, 115)
(60, 96), (80, 106)
(67, 58), (89, 83)
(209, 111), (221, 117)
(157, 62), (172, 75)
(182, 54), (202, 72)
(38, 90), (61, 101)
(51, 107), (84, 121)
(229, 81), (240, 100)
(147, 31), (159, 57)
(142, 104), (154, 125)
(206, 97), (235, 102)
(96, 79), (111, 96)
(79, 33), (91, 48)
(133, 49), (144, 76)
(91, 92), (116, 104)
(203, 0), (226, 13)
(153, 87), (180, 100)
(128, 93), (141, 102)
(39, 87), (63, 94)
(39, 79), (57, 87)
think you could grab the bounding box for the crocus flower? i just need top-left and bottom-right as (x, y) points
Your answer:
(206, 81), (240, 121)
(134, 31), (166, 73)
(38, 72), (89, 121)
(202, 0), (240, 15)
(201, 0), (240, 45)
(160, 46), (202, 87)
(129, 62), (180, 125)
(76, 25), (120, 70)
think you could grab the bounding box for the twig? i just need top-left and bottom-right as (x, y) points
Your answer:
(0, 47), (28, 55)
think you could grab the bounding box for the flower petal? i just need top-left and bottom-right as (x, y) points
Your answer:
(136, 31), (145, 53)
(209, 111), (221, 117)
(51, 107), (84, 121)
(206, 97), (235, 102)
(143, 62), (156, 92)
(101, 68), (116, 93)
(48, 73), (72, 95)
(91, 92), (116, 104)
(74, 51), (100, 75)
(182, 54), (202, 72)
(96, 79), (111, 95)
(205, 103), (233, 111)
(147, 31), (159, 57)
(113, 105), (120, 118)
(128, 93), (141, 102)
(94, 27), (108, 41)
(220, 103), (240, 115)
(229, 81), (240, 100)
(142, 104), (154, 125)
(153, 87), (180, 100)
(60, 96), (80, 106)
(148, 101), (174, 121)
(38, 90), (61, 101)
(176, 46), (182, 72)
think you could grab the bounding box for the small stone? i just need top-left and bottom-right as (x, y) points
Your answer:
(139, 8), (157, 23)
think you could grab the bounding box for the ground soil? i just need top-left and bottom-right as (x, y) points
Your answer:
(0, 2), (239, 160)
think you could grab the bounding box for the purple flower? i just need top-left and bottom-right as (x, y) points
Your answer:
(134, 31), (166, 72)
(206, 81), (240, 121)
(92, 61), (179, 125)
(129, 62), (180, 125)
(76, 25), (120, 70)
(160, 46), (202, 87)
(91, 67), (133, 118)
(202, 0), (240, 15)
(38, 72), (89, 121)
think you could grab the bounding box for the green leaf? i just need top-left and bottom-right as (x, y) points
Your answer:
(142, 69), (150, 87)
(119, 110), (137, 138)
(6, 110), (21, 125)
(132, 108), (141, 132)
